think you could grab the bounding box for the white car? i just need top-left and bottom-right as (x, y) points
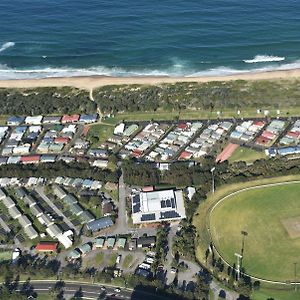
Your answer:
(114, 288), (121, 293)
(116, 254), (122, 264)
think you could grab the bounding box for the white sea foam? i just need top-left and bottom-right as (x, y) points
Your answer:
(1, 59), (300, 80)
(0, 42), (15, 53)
(244, 55), (285, 63)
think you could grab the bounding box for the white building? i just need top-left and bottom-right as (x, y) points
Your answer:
(25, 115), (43, 125)
(132, 189), (186, 224)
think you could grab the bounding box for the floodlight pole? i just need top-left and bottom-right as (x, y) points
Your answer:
(240, 230), (248, 270)
(211, 167), (215, 194)
(235, 253), (242, 281)
(294, 262), (297, 291)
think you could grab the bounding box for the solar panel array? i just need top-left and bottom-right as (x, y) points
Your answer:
(132, 195), (141, 213)
(160, 210), (181, 219)
(160, 197), (176, 209)
(141, 213), (156, 221)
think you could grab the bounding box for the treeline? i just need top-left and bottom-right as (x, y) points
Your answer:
(94, 80), (300, 113)
(173, 219), (197, 261)
(0, 161), (119, 183)
(122, 156), (300, 218)
(0, 87), (96, 115)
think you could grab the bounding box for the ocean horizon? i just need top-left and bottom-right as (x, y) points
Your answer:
(0, 0), (300, 80)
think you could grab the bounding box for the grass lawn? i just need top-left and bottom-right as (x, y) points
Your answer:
(252, 288), (300, 300)
(0, 251), (11, 261)
(229, 147), (266, 164)
(87, 123), (114, 147)
(108, 253), (118, 267)
(210, 182), (300, 281)
(122, 254), (133, 269)
(107, 107), (300, 124)
(94, 252), (104, 265)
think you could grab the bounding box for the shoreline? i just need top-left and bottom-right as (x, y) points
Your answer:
(0, 68), (300, 90)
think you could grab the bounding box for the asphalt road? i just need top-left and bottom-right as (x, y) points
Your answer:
(113, 173), (129, 235)
(15, 280), (174, 300)
(35, 186), (79, 235)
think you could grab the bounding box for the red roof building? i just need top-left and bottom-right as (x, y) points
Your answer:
(54, 137), (70, 144)
(179, 151), (193, 160)
(143, 186), (154, 192)
(178, 123), (188, 130)
(61, 114), (80, 124)
(255, 136), (269, 146)
(20, 155), (40, 164)
(286, 131), (300, 139)
(254, 121), (265, 127)
(261, 131), (276, 140)
(36, 242), (58, 252)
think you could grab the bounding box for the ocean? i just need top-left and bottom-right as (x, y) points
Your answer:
(0, 0), (300, 79)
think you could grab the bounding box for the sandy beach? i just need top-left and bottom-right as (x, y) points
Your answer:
(0, 68), (300, 90)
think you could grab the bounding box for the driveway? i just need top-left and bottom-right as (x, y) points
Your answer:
(35, 186), (79, 235)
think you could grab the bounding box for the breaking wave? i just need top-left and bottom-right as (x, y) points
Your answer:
(244, 55), (285, 63)
(1, 59), (300, 80)
(0, 42), (15, 53)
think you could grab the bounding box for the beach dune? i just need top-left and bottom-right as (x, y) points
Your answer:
(0, 68), (300, 90)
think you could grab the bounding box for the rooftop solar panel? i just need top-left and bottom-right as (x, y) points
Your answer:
(160, 210), (181, 219)
(133, 203), (140, 213)
(141, 213), (156, 221)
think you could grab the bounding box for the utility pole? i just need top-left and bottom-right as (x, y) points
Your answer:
(211, 167), (215, 194)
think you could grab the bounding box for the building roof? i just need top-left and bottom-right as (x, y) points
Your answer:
(30, 204), (43, 217)
(7, 116), (24, 124)
(79, 243), (92, 254)
(123, 124), (139, 136)
(69, 249), (81, 259)
(95, 237), (105, 247)
(53, 185), (67, 199)
(37, 214), (54, 226)
(20, 155), (40, 164)
(8, 206), (22, 219)
(137, 236), (156, 246)
(56, 231), (73, 249)
(135, 268), (150, 278)
(46, 224), (62, 238)
(43, 116), (61, 123)
(102, 201), (113, 215)
(79, 114), (98, 123)
(23, 194), (36, 206)
(0, 189), (6, 199)
(15, 187), (27, 199)
(64, 194), (78, 205)
(80, 210), (95, 223)
(107, 237), (116, 248)
(2, 196), (16, 208)
(69, 203), (84, 216)
(24, 225), (39, 239)
(36, 242), (58, 252)
(18, 215), (32, 228)
(86, 217), (114, 232)
(61, 114), (80, 123)
(117, 237), (126, 248)
(132, 189), (186, 224)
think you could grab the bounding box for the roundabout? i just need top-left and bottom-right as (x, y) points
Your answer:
(209, 181), (300, 283)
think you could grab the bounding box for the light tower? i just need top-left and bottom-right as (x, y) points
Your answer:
(234, 252), (243, 281)
(240, 230), (248, 269)
(210, 167), (216, 194)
